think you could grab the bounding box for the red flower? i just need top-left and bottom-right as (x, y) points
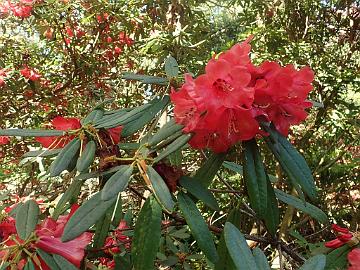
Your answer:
(325, 224), (354, 249)
(0, 136), (10, 145)
(107, 126), (123, 144)
(20, 66), (41, 81)
(0, 217), (16, 240)
(348, 248), (360, 270)
(34, 205), (92, 268)
(0, 69), (7, 86)
(35, 116), (81, 149)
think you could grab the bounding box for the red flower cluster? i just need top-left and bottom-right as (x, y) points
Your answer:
(35, 116), (123, 149)
(20, 65), (41, 81)
(325, 224), (355, 249)
(0, 136), (10, 145)
(99, 220), (131, 269)
(0, 0), (34, 18)
(170, 36), (314, 153)
(0, 202), (92, 269)
(36, 116), (82, 149)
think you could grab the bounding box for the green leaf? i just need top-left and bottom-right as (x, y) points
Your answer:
(153, 133), (191, 163)
(23, 260), (35, 270)
(49, 138), (81, 177)
(148, 119), (183, 147)
(75, 164), (124, 180)
(179, 176), (219, 211)
(243, 139), (268, 218)
(224, 222), (257, 270)
(132, 197), (162, 270)
(22, 148), (62, 158)
(0, 129), (64, 137)
(93, 204), (114, 248)
(81, 109), (104, 125)
(112, 194), (123, 227)
(253, 248), (271, 270)
(325, 244), (351, 270)
(147, 166), (175, 212)
(62, 192), (116, 242)
(36, 249), (61, 270)
(262, 125), (317, 201)
(121, 95), (170, 137)
(52, 180), (83, 219)
(122, 72), (168, 85)
(299, 255), (326, 270)
(101, 165), (133, 201)
(274, 189), (328, 224)
(15, 200), (40, 240)
(195, 152), (227, 188)
(53, 254), (78, 270)
(76, 140), (96, 173)
(164, 56), (179, 78)
(94, 103), (152, 129)
(0, 263), (10, 270)
(118, 143), (141, 150)
(114, 254), (132, 270)
(263, 178), (279, 236)
(177, 192), (219, 264)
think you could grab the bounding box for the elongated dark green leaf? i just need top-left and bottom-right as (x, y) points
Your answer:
(243, 139), (268, 218)
(118, 143), (140, 150)
(62, 192), (116, 242)
(49, 138), (81, 177)
(112, 194), (123, 227)
(148, 119), (183, 147)
(299, 255), (326, 270)
(177, 192), (219, 264)
(121, 95), (170, 137)
(114, 254), (132, 270)
(76, 140), (96, 173)
(132, 197), (162, 270)
(101, 165), (133, 201)
(215, 208), (241, 270)
(122, 72), (168, 85)
(274, 189), (328, 224)
(93, 205), (114, 248)
(325, 243), (351, 270)
(36, 249), (61, 270)
(24, 260), (35, 270)
(263, 178), (279, 236)
(22, 148), (62, 158)
(262, 125), (317, 201)
(53, 180), (83, 219)
(153, 133), (191, 163)
(81, 109), (104, 125)
(94, 103), (152, 129)
(16, 200), (40, 240)
(179, 176), (219, 211)
(164, 56), (179, 78)
(147, 166), (175, 211)
(0, 129), (64, 137)
(196, 152), (227, 188)
(253, 248), (271, 270)
(75, 164), (124, 180)
(53, 254), (78, 270)
(224, 222), (257, 270)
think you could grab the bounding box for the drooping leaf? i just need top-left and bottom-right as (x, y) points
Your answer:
(223, 161), (278, 182)
(177, 192), (219, 264)
(101, 165), (133, 201)
(92, 204), (114, 248)
(81, 109), (104, 125)
(153, 133), (191, 163)
(243, 139), (268, 218)
(23, 260), (35, 270)
(179, 176), (219, 211)
(62, 192), (116, 242)
(52, 254), (78, 270)
(132, 197), (162, 270)
(164, 56), (179, 78)
(274, 189), (328, 224)
(122, 72), (168, 85)
(112, 194), (123, 227)
(15, 200), (40, 240)
(299, 255), (326, 270)
(148, 119), (183, 147)
(22, 148), (62, 158)
(49, 138), (81, 177)
(0, 129), (64, 137)
(36, 249), (60, 270)
(223, 222), (257, 270)
(263, 178), (279, 236)
(76, 140), (96, 173)
(52, 180), (83, 219)
(262, 125), (317, 201)
(325, 244), (351, 270)
(253, 248), (271, 270)
(147, 166), (175, 211)
(196, 152), (227, 188)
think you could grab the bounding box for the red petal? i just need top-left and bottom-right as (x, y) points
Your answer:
(51, 116), (81, 131)
(108, 126), (123, 144)
(348, 248), (360, 269)
(325, 239), (344, 249)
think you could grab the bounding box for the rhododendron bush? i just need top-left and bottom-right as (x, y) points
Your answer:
(0, 1), (359, 270)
